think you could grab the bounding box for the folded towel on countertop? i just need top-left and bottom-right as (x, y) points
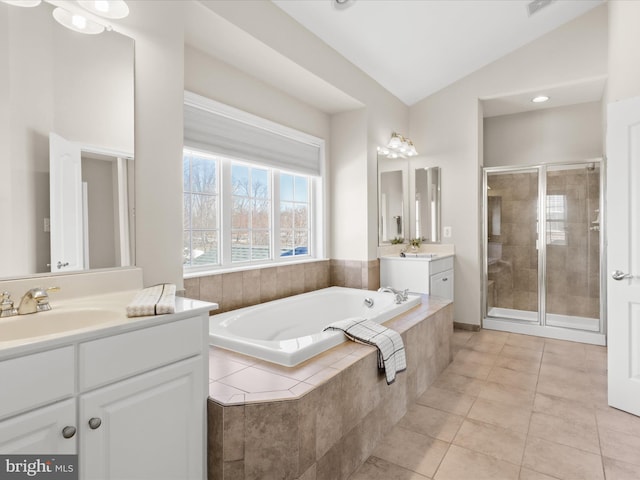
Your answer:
(126, 283), (176, 317)
(323, 318), (406, 385)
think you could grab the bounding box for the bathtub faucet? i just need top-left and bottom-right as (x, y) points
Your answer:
(378, 286), (409, 304)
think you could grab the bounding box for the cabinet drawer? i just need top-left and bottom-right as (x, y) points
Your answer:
(79, 316), (203, 391)
(430, 269), (454, 301)
(430, 256), (454, 275)
(0, 347), (74, 420)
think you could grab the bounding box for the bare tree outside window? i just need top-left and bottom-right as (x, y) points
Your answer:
(231, 164), (271, 262)
(183, 152), (219, 266)
(184, 150), (314, 269)
(280, 173), (310, 257)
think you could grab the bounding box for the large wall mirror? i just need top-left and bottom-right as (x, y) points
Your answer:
(378, 155), (441, 245)
(0, 3), (135, 280)
(378, 157), (408, 244)
(412, 166), (441, 243)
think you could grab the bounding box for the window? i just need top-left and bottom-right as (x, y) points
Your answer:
(183, 93), (324, 273)
(546, 194), (567, 245)
(183, 152), (316, 271)
(231, 163), (271, 263)
(183, 151), (219, 267)
(280, 173), (310, 257)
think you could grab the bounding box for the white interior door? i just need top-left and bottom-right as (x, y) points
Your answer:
(607, 96), (640, 417)
(50, 133), (84, 272)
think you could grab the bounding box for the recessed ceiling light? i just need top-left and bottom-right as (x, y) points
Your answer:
(532, 95), (550, 103)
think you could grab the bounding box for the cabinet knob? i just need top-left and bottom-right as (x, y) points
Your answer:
(88, 417), (102, 430)
(62, 426), (76, 439)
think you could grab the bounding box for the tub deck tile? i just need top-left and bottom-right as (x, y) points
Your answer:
(217, 366), (300, 393)
(207, 299), (454, 480)
(208, 297), (453, 407)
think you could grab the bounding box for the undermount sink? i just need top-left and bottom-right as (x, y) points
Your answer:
(0, 307), (123, 343)
(402, 253), (439, 258)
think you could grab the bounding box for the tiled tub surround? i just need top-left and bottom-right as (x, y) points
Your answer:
(184, 259), (380, 313)
(207, 297), (453, 480)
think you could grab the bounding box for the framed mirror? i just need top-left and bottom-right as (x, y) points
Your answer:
(0, 3), (135, 280)
(413, 166), (441, 243)
(378, 153), (442, 245)
(378, 156), (408, 244)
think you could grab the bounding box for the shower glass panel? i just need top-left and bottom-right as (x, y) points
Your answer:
(483, 160), (605, 344)
(545, 164), (600, 332)
(486, 169), (539, 324)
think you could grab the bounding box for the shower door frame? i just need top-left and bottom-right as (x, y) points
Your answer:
(481, 159), (607, 345)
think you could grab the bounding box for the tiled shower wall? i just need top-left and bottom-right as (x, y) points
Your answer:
(546, 168), (600, 319)
(487, 168), (600, 319)
(487, 172), (538, 312)
(184, 259), (380, 313)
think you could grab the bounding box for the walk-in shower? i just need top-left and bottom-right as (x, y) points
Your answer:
(482, 160), (606, 345)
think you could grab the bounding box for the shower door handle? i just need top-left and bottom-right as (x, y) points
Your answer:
(612, 270), (633, 281)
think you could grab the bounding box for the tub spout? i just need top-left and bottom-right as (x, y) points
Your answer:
(378, 286), (408, 304)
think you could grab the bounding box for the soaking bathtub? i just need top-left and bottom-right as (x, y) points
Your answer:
(209, 286), (422, 366)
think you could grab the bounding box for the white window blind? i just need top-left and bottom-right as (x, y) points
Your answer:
(184, 92), (322, 177)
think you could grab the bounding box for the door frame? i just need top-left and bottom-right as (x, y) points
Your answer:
(480, 160), (607, 345)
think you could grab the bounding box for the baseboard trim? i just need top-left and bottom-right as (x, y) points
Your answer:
(454, 322), (481, 332)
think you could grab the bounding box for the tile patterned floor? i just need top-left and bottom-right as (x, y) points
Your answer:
(348, 329), (640, 480)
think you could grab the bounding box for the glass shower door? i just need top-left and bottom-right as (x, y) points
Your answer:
(485, 168), (540, 324)
(544, 164), (601, 332)
(483, 161), (605, 344)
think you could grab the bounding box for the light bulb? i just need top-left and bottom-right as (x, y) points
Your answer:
(72, 14), (87, 29)
(77, 0), (129, 19)
(532, 95), (550, 103)
(94, 0), (109, 13)
(52, 7), (105, 34)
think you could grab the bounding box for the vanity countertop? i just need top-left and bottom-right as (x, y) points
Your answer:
(0, 289), (217, 360)
(381, 253), (455, 261)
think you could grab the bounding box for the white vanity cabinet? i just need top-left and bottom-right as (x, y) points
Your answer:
(380, 254), (455, 301)
(78, 316), (205, 480)
(80, 357), (203, 480)
(0, 346), (76, 454)
(0, 312), (209, 480)
(0, 400), (76, 455)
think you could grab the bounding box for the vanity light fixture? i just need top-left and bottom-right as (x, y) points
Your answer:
(52, 6), (105, 34)
(0, 1), (42, 6)
(77, 0), (129, 19)
(532, 95), (550, 103)
(1, 0), (129, 34)
(378, 132), (418, 158)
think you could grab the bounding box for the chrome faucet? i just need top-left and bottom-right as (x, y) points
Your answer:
(17, 287), (60, 315)
(0, 292), (17, 318)
(378, 286), (409, 304)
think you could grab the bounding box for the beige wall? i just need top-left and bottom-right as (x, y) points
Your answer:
(484, 102), (603, 167)
(117, 1), (185, 288)
(409, 5), (607, 326)
(608, 0), (640, 101)
(185, 46), (331, 145)
(125, 0), (408, 287)
(330, 109), (368, 260)
(200, 0), (409, 263)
